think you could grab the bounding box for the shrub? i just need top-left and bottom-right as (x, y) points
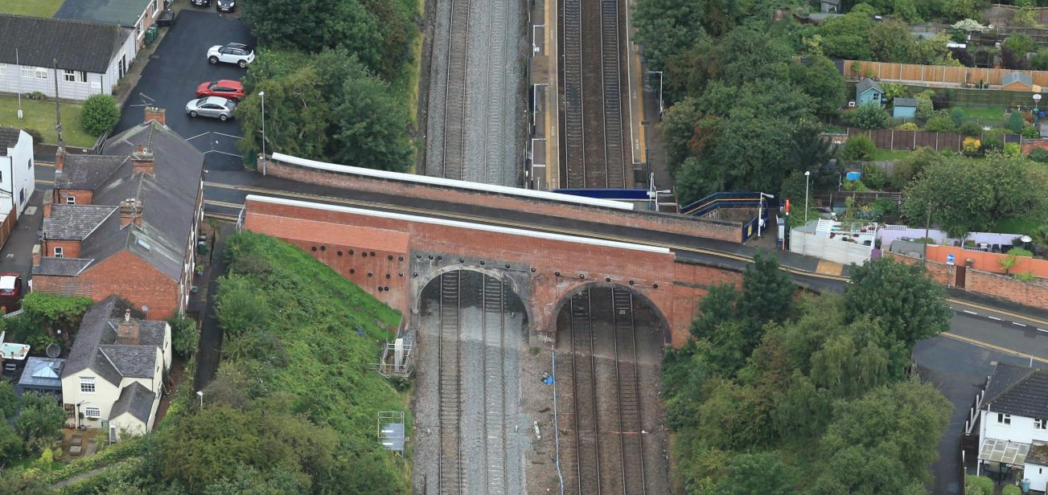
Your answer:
(966, 475), (993, 495)
(896, 122), (919, 131)
(1022, 123), (1041, 139)
(20, 128), (43, 144)
(981, 137), (1002, 153)
(81, 94), (120, 137)
(962, 137), (981, 155)
(1008, 111), (1026, 133)
(841, 136), (876, 161)
(168, 315), (200, 358)
(957, 121), (983, 136)
(950, 107), (966, 126)
(1029, 148), (1048, 163)
(1008, 248), (1034, 257)
(870, 198), (900, 220)
(916, 95), (935, 121)
(1005, 142), (1022, 157)
(851, 104), (891, 129)
(1016, 271), (1037, 283)
(862, 163), (888, 190)
(924, 111), (956, 132)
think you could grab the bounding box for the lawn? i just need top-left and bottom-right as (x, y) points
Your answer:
(957, 106), (1005, 125)
(0, 95), (97, 147)
(871, 148), (913, 161)
(0, 0), (67, 17)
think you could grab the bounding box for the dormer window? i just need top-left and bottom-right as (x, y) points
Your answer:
(66, 196), (75, 205)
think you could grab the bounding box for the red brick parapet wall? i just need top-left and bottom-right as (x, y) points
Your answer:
(263, 158), (743, 243)
(887, 252), (1048, 310)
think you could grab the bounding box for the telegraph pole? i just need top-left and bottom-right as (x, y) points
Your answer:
(52, 58), (64, 147)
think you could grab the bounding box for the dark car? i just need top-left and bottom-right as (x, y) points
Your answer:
(191, 0), (211, 6)
(216, 0), (236, 11)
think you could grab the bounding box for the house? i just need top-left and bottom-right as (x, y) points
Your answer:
(60, 296), (171, 440)
(0, 15), (136, 101)
(32, 108), (205, 320)
(0, 127), (36, 250)
(856, 78), (884, 106)
(821, 0), (840, 13)
(54, 0), (163, 51)
(17, 357), (65, 397)
(976, 363), (1048, 491)
(1003, 72), (1037, 92)
(893, 97), (918, 119)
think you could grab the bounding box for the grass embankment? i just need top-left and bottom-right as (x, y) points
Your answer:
(0, 0), (65, 17)
(0, 95), (96, 147)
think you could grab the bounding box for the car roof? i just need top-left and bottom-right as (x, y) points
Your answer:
(213, 79), (243, 87)
(227, 42), (250, 49)
(203, 96), (231, 105)
(0, 276), (18, 290)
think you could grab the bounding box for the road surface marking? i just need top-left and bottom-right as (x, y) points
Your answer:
(1014, 322), (1027, 327)
(942, 333), (1048, 365)
(989, 316), (1002, 321)
(963, 310), (978, 315)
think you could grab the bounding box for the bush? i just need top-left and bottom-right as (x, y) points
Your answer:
(81, 94), (120, 137)
(1005, 142), (1021, 158)
(962, 137), (981, 155)
(1008, 248), (1034, 257)
(168, 315), (200, 358)
(981, 137), (1002, 153)
(1016, 271), (1037, 282)
(1008, 111), (1026, 133)
(966, 475), (994, 495)
(1023, 123), (1041, 139)
(841, 136), (876, 161)
(870, 198), (900, 220)
(896, 122), (919, 131)
(20, 128), (43, 144)
(851, 104), (891, 129)
(862, 164), (888, 190)
(957, 121), (983, 136)
(916, 92), (935, 121)
(1029, 148), (1048, 163)
(924, 111), (956, 132)
(950, 107), (966, 126)
(1002, 485), (1023, 495)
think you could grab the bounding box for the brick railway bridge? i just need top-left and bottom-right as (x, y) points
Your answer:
(239, 153), (851, 345)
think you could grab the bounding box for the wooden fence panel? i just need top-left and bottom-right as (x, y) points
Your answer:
(901, 64), (923, 81)
(871, 129), (893, 149)
(894, 131), (917, 150)
(846, 60), (1048, 87)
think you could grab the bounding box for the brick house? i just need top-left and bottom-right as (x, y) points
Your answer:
(33, 108), (204, 319)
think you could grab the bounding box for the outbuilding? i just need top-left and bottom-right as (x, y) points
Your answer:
(856, 78), (884, 107)
(892, 97), (918, 119)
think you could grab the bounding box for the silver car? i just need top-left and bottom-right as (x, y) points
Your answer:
(186, 96), (236, 121)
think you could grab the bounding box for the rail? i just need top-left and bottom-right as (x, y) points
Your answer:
(438, 271), (463, 495)
(570, 290), (602, 494)
(440, 0), (472, 180)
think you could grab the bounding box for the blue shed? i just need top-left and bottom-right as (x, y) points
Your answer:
(892, 97), (918, 119)
(856, 78), (884, 107)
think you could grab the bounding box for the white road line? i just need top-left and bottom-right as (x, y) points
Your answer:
(989, 316), (1002, 321)
(963, 310), (978, 315)
(1013, 322), (1027, 327)
(1040, 328), (1048, 333)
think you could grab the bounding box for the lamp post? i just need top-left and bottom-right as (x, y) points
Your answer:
(804, 170), (811, 225)
(52, 58), (64, 147)
(258, 91), (266, 176)
(757, 192), (774, 237)
(647, 70), (664, 117)
(1035, 94), (1042, 124)
(923, 202), (933, 266)
(196, 390), (203, 408)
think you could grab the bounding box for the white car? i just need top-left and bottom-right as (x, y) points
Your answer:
(207, 43), (255, 68)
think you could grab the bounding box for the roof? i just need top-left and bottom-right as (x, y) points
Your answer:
(109, 381), (155, 423)
(0, 127), (23, 156)
(1003, 72), (1034, 87)
(1030, 442), (1048, 466)
(54, 0), (155, 28)
(984, 362), (1048, 418)
(43, 205), (119, 240)
(980, 437), (1030, 466)
(894, 97), (919, 107)
(55, 155), (128, 190)
(18, 357), (65, 390)
(33, 258), (93, 277)
(0, 14), (130, 74)
(857, 78), (884, 95)
(62, 296), (163, 386)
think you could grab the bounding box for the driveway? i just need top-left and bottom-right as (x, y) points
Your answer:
(114, 9), (253, 174)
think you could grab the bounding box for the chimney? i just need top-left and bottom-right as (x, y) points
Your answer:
(55, 147), (65, 172)
(124, 309), (131, 322)
(132, 145), (154, 175)
(120, 198), (143, 226)
(42, 191), (52, 218)
(116, 319), (140, 345)
(32, 244), (40, 266)
(144, 106), (166, 126)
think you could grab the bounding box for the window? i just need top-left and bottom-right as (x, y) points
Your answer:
(64, 69), (75, 82)
(23, 66), (48, 79)
(80, 377), (95, 393)
(66, 196), (75, 205)
(1037, 419), (1047, 430)
(28, 158), (32, 170)
(78, 71), (87, 83)
(54, 246), (64, 258)
(0, 64), (5, 76)
(19, 188), (24, 206)
(998, 413), (1012, 425)
(84, 407), (101, 419)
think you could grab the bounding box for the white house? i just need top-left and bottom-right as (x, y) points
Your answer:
(61, 296), (172, 442)
(0, 15), (137, 101)
(977, 363), (1048, 491)
(0, 127), (35, 221)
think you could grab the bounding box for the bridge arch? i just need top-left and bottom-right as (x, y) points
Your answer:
(549, 281), (672, 345)
(412, 265), (531, 330)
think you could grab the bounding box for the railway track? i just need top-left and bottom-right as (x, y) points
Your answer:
(483, 275), (508, 495)
(441, 0), (472, 180)
(598, 0), (626, 188)
(562, 0), (586, 188)
(570, 290), (603, 494)
(482, 0), (508, 185)
(438, 272), (463, 495)
(612, 288), (646, 495)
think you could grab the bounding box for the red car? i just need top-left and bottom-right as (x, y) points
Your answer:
(0, 273), (23, 313)
(195, 80), (245, 101)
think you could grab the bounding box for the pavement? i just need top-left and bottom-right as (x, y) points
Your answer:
(0, 189), (45, 288)
(193, 223), (231, 391)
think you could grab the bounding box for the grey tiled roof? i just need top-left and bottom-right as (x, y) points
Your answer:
(857, 78), (883, 95)
(32, 258), (93, 277)
(894, 98), (919, 107)
(98, 345), (157, 378)
(109, 381), (155, 423)
(0, 14), (130, 74)
(55, 155), (127, 190)
(984, 363), (1048, 419)
(62, 296), (147, 386)
(43, 205), (118, 240)
(0, 127), (22, 156)
(54, 0), (154, 29)
(17, 357), (64, 391)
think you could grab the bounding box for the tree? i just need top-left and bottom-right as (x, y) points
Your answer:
(869, 20), (916, 62)
(714, 452), (798, 495)
(819, 10), (876, 60)
(794, 57), (846, 117)
(20, 292), (92, 331)
(13, 392), (64, 454)
(942, 0), (982, 22)
(1009, 111), (1027, 134)
(689, 283), (739, 340)
(957, 121), (983, 136)
(841, 136), (875, 161)
(1001, 252), (1020, 274)
(1004, 33), (1036, 59)
(844, 257), (951, 347)
(331, 75), (413, 171)
(0, 380), (16, 419)
(850, 104), (890, 129)
(915, 92), (935, 121)
(0, 423), (22, 467)
(168, 315), (200, 358)
(738, 252), (795, 347)
(81, 94), (120, 136)
(660, 97), (703, 176)
(923, 111), (956, 132)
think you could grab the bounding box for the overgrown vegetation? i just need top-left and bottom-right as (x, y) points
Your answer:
(665, 255), (953, 495)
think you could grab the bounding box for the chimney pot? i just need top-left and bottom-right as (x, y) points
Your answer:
(55, 148), (65, 172)
(132, 147), (154, 176)
(143, 107), (166, 126)
(125, 309), (131, 322)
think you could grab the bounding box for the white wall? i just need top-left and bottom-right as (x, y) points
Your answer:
(1, 129), (34, 218)
(62, 369), (121, 429)
(1026, 462), (1048, 493)
(790, 230), (873, 266)
(0, 30), (135, 102)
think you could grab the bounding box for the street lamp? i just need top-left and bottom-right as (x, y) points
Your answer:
(196, 390), (203, 408)
(647, 70), (664, 117)
(1035, 94), (1042, 111)
(258, 91), (266, 176)
(1022, 234), (1033, 251)
(804, 170), (811, 225)
(757, 192), (775, 238)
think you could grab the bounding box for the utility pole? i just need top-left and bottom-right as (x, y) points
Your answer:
(923, 202), (932, 266)
(52, 58), (64, 147)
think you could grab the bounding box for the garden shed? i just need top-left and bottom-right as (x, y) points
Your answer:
(1002, 72), (1036, 92)
(893, 98), (918, 119)
(856, 78), (884, 106)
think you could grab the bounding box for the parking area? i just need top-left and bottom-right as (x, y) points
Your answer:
(114, 9), (253, 173)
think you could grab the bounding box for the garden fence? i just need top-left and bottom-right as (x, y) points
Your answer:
(845, 128), (1019, 152)
(844, 60), (1048, 87)
(983, 4), (1048, 26)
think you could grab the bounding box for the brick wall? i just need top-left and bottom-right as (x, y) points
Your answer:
(264, 159), (743, 243)
(54, 190), (94, 206)
(1022, 139), (1048, 155)
(34, 251), (179, 319)
(888, 252), (1048, 309)
(279, 238), (410, 315)
(669, 261), (745, 347)
(42, 240), (82, 259)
